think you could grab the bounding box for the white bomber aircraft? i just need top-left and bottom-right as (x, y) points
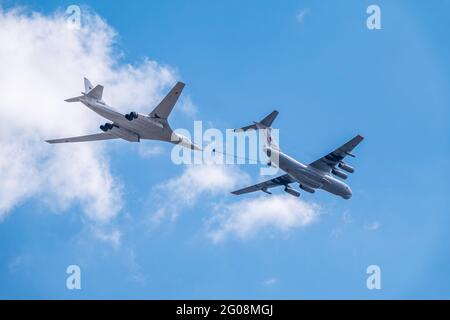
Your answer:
(231, 111), (364, 199)
(46, 78), (201, 151)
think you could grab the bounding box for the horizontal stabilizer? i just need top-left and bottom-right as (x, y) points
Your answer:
(86, 84), (104, 100)
(234, 123), (259, 132)
(64, 95), (84, 103)
(234, 110), (279, 132)
(260, 110), (279, 127)
(66, 78), (103, 102)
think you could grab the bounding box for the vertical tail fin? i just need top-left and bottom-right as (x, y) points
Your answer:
(84, 77), (94, 93)
(265, 126), (279, 150)
(258, 111), (279, 149)
(86, 85), (104, 100)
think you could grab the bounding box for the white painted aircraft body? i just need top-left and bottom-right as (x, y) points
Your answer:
(46, 78), (201, 151)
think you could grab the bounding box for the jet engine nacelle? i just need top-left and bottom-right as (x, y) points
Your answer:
(332, 169), (348, 180)
(125, 112), (138, 121)
(299, 184), (315, 194)
(99, 123), (113, 132)
(284, 186), (300, 197)
(338, 162), (354, 173)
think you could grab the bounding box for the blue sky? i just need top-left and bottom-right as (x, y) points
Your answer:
(0, 0), (449, 299)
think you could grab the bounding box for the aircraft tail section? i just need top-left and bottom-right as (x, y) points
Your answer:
(265, 126), (279, 150)
(65, 78), (104, 102)
(64, 95), (84, 103)
(84, 77), (94, 93)
(234, 110), (279, 132)
(233, 110), (280, 150)
(260, 110), (279, 128)
(86, 84), (104, 100)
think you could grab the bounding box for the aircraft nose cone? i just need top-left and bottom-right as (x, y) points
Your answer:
(343, 187), (352, 200)
(174, 133), (202, 151)
(192, 143), (203, 151)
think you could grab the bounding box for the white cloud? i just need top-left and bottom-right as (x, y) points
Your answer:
(178, 96), (198, 117)
(364, 221), (381, 231)
(262, 277), (278, 287)
(162, 164), (246, 204)
(125, 248), (148, 285)
(296, 9), (310, 24)
(343, 211), (352, 224)
(330, 211), (353, 239)
(8, 254), (32, 274)
(138, 144), (165, 159)
(150, 164), (249, 222)
(149, 164), (319, 242)
(91, 226), (122, 249)
(207, 195), (320, 243)
(0, 7), (177, 223)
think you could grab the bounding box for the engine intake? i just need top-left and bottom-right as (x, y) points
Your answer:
(125, 112), (138, 121)
(99, 123), (113, 132)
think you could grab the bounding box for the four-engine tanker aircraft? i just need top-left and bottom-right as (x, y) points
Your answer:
(46, 78), (201, 151)
(231, 111), (364, 199)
